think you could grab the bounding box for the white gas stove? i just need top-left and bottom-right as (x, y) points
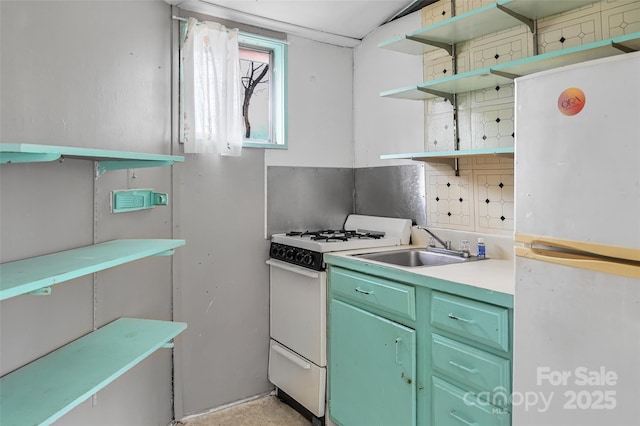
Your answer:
(269, 215), (412, 270)
(267, 215), (412, 422)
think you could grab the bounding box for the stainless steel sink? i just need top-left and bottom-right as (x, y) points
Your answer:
(351, 249), (477, 267)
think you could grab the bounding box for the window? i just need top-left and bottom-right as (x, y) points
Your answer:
(238, 33), (288, 148)
(178, 21), (287, 150)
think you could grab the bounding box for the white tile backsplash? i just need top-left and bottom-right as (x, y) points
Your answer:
(423, 54), (454, 81)
(424, 110), (456, 152)
(474, 170), (514, 235)
(468, 27), (529, 69)
(427, 170), (475, 231)
(601, 1), (640, 37)
(426, 164), (514, 236)
(421, 0), (452, 26)
(538, 12), (602, 52)
(469, 103), (515, 150)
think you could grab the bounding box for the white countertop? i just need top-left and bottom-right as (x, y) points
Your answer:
(325, 245), (515, 296)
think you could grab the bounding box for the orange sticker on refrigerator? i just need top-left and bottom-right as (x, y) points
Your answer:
(557, 87), (586, 116)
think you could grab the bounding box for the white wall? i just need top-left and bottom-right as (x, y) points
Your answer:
(353, 11), (425, 168)
(265, 35), (354, 168)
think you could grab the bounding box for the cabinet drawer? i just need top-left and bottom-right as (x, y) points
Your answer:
(433, 376), (510, 426)
(432, 334), (510, 406)
(431, 291), (509, 351)
(331, 268), (415, 321)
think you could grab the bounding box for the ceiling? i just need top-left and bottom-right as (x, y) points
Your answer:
(170, 0), (434, 47)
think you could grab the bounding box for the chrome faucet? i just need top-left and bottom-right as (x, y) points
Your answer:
(416, 226), (451, 250)
(416, 226), (469, 258)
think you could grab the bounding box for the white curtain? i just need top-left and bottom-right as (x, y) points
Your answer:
(182, 18), (243, 156)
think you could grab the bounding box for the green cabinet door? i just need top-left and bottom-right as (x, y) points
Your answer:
(329, 299), (416, 426)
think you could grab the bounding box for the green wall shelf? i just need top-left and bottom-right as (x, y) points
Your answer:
(381, 32), (640, 102)
(379, 0), (598, 55)
(0, 317), (187, 426)
(0, 239), (186, 301)
(381, 147), (514, 169)
(0, 143), (184, 175)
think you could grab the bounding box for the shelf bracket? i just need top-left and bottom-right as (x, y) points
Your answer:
(406, 36), (453, 56)
(417, 87), (455, 104)
(489, 69), (521, 80)
(611, 41), (637, 53)
(496, 4), (534, 33)
(28, 287), (52, 296)
(154, 249), (176, 256)
(161, 342), (175, 349)
(414, 157), (456, 169)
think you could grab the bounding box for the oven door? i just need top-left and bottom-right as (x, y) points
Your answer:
(267, 259), (326, 367)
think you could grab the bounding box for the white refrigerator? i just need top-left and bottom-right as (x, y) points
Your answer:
(513, 52), (640, 426)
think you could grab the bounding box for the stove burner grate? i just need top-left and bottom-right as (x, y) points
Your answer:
(285, 229), (386, 242)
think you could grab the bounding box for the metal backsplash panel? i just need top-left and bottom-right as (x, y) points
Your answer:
(267, 166), (355, 236)
(355, 164), (426, 226)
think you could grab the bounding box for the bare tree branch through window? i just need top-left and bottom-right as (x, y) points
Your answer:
(240, 60), (269, 139)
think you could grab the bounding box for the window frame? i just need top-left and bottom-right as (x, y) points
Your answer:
(238, 33), (288, 149)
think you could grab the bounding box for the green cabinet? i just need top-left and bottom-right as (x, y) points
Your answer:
(430, 290), (512, 424)
(329, 299), (416, 426)
(432, 377), (510, 426)
(327, 264), (513, 426)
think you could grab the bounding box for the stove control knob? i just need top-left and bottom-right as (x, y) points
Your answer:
(285, 249), (295, 259)
(270, 246), (279, 257)
(295, 251), (304, 262)
(277, 247), (285, 257)
(303, 254), (314, 265)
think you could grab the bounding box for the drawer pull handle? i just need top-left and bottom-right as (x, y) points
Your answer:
(448, 313), (476, 324)
(355, 287), (372, 295)
(449, 360), (478, 374)
(449, 410), (478, 426)
(395, 337), (402, 365)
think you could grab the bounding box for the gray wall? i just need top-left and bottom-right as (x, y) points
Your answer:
(172, 150), (272, 417)
(1, 1), (176, 424)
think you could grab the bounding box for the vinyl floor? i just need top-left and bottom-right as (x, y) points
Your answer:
(178, 395), (311, 426)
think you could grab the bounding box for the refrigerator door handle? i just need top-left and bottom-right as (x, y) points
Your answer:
(515, 233), (640, 262)
(515, 246), (640, 279)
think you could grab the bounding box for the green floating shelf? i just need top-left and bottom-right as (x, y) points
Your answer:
(0, 317), (187, 426)
(0, 143), (184, 175)
(0, 239), (185, 301)
(381, 32), (640, 102)
(381, 147), (515, 169)
(379, 0), (597, 55)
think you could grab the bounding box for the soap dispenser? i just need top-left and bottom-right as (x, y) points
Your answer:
(477, 238), (486, 258)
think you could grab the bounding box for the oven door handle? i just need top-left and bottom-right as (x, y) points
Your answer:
(266, 259), (320, 279)
(272, 344), (311, 370)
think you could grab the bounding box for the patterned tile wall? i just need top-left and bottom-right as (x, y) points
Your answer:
(426, 161), (513, 235)
(420, 0), (640, 234)
(427, 171), (474, 230)
(602, 1), (640, 37)
(474, 171), (514, 233)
